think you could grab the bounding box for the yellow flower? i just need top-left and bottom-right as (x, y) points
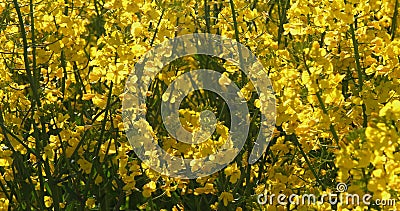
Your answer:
(44, 196), (53, 208)
(130, 22), (143, 37)
(239, 82), (255, 101)
(254, 99), (261, 108)
(85, 198), (96, 209)
(210, 202), (218, 210)
(92, 94), (108, 109)
(122, 175), (137, 192)
(194, 183), (216, 195)
(0, 158), (10, 167)
(82, 93), (95, 100)
(0, 198), (9, 210)
(77, 158), (92, 174)
(379, 100), (400, 120)
(44, 143), (55, 160)
(142, 181), (157, 198)
(95, 175), (103, 184)
(219, 191), (233, 206)
(224, 163), (241, 184)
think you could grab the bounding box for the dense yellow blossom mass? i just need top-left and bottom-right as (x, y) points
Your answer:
(0, 0), (399, 210)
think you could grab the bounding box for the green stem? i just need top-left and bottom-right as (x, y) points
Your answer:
(349, 24), (367, 128)
(229, 0), (246, 86)
(204, 0), (211, 33)
(30, 0), (39, 100)
(277, 0), (290, 45)
(349, 24), (363, 91)
(150, 9), (165, 47)
(289, 134), (326, 190)
(90, 81), (113, 178)
(302, 53), (339, 145)
(391, 0), (399, 41)
(12, 0), (41, 108)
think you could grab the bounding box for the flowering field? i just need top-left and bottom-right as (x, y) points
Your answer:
(0, 0), (400, 210)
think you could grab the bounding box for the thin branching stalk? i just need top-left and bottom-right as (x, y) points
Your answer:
(350, 23), (367, 128)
